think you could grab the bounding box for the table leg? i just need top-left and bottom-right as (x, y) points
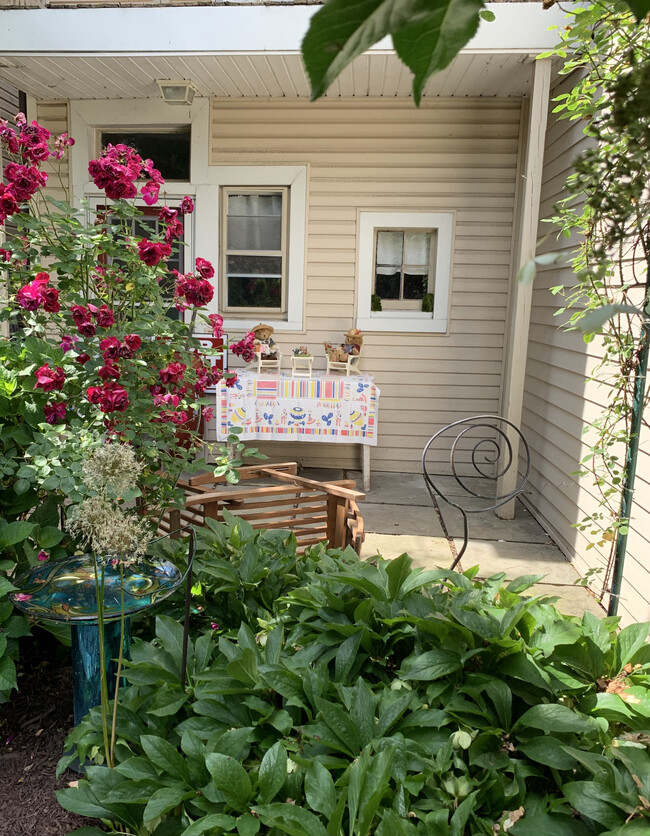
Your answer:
(71, 620), (131, 725)
(362, 445), (370, 493)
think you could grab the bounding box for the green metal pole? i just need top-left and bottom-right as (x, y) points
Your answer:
(608, 322), (649, 617)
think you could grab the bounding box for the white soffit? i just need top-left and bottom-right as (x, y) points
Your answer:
(0, 3), (569, 100)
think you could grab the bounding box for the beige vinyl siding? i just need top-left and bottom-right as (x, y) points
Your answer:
(211, 98), (520, 473)
(0, 80), (20, 123)
(521, 76), (625, 617)
(35, 100), (70, 202)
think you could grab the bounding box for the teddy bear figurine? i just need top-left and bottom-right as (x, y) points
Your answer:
(251, 323), (278, 359)
(325, 329), (364, 374)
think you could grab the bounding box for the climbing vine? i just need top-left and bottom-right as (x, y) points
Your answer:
(543, 1), (650, 597)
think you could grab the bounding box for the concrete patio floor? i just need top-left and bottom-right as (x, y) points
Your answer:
(304, 468), (605, 619)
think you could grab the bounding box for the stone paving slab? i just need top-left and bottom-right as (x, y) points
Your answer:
(527, 583), (605, 618)
(362, 534), (585, 585)
(360, 501), (550, 543)
(360, 533), (604, 617)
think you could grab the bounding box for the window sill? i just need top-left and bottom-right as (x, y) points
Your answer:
(356, 312), (447, 334)
(221, 317), (303, 334)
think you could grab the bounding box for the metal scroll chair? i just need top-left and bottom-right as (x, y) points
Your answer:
(421, 415), (531, 571)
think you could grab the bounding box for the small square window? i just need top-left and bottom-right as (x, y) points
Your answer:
(221, 187), (288, 315)
(357, 211), (453, 334)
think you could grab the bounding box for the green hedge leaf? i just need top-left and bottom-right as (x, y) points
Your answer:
(254, 803), (328, 836)
(516, 704), (593, 734)
(259, 740), (287, 804)
(140, 735), (191, 783)
(205, 753), (253, 811)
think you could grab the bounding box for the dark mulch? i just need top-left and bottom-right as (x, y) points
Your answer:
(0, 634), (109, 836)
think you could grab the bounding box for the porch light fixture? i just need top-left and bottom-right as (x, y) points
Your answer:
(156, 79), (198, 106)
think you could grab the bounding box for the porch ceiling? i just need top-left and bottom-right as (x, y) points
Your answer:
(0, 51), (540, 101)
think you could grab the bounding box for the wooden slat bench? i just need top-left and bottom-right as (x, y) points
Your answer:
(159, 463), (365, 554)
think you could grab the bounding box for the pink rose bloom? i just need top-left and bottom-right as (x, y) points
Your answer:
(208, 313), (224, 338)
(59, 335), (79, 353)
(95, 304), (115, 328)
(179, 196), (194, 215)
(44, 401), (66, 424)
(35, 363), (65, 392)
(4, 163), (47, 201)
(52, 132), (74, 160)
(140, 180), (160, 206)
(37, 551), (49, 562)
(202, 407), (214, 423)
(14, 593), (32, 602)
(195, 257), (214, 280)
(225, 373), (239, 388)
(16, 281), (42, 311)
(137, 239), (171, 266)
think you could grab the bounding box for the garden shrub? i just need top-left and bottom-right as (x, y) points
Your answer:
(57, 532), (650, 836)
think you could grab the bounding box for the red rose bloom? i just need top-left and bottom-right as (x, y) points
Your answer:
(137, 239), (171, 266)
(97, 364), (121, 380)
(120, 334), (142, 358)
(44, 401), (66, 424)
(70, 305), (90, 326)
(99, 382), (129, 413)
(40, 285), (60, 313)
(95, 304), (115, 328)
(195, 257), (214, 279)
(35, 363), (65, 392)
(158, 206), (177, 223)
(77, 320), (97, 338)
(164, 218), (184, 244)
(87, 386), (103, 404)
(179, 196), (194, 215)
(159, 362), (186, 385)
(76, 353), (91, 365)
(100, 336), (121, 360)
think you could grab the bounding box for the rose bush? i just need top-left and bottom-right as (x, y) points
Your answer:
(0, 113), (238, 579)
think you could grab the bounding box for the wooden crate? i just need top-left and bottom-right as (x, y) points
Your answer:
(159, 463), (365, 554)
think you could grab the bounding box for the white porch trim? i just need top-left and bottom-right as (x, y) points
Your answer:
(0, 4), (568, 56)
(497, 57), (552, 518)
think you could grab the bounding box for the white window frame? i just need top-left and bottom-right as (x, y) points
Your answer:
(201, 165), (306, 333)
(221, 186), (289, 317)
(357, 211), (454, 334)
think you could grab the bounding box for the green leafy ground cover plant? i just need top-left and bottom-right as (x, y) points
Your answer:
(57, 528), (650, 836)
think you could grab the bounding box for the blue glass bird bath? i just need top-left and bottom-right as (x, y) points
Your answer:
(11, 554), (184, 724)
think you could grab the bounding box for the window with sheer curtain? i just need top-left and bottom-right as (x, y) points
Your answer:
(221, 188), (288, 315)
(374, 228), (436, 310)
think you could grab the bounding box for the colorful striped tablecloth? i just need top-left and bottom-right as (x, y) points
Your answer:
(216, 371), (379, 445)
